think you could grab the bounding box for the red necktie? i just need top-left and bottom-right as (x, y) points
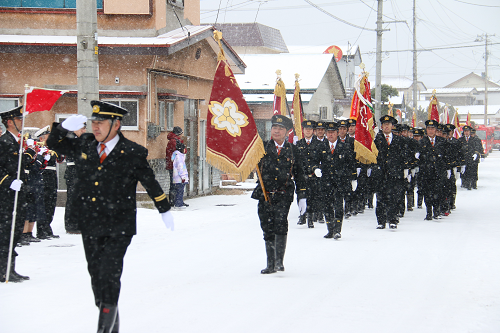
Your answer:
(386, 135), (390, 145)
(99, 143), (107, 163)
(307, 141), (310, 145)
(431, 139), (434, 147)
(277, 146), (281, 155)
(330, 145), (335, 154)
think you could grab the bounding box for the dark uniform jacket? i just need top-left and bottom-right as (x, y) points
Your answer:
(0, 132), (35, 190)
(417, 136), (448, 180)
(296, 136), (323, 177)
(251, 140), (306, 202)
(373, 132), (408, 180)
(47, 123), (170, 237)
(320, 139), (356, 194)
(458, 136), (483, 166)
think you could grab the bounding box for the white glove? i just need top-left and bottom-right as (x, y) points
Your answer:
(367, 168), (372, 177)
(314, 168), (322, 178)
(356, 168), (361, 176)
(447, 170), (451, 179)
(293, 136), (299, 145)
(404, 169), (409, 178)
(161, 211), (174, 231)
(411, 168), (416, 177)
(10, 179), (22, 191)
(415, 166), (419, 173)
(415, 152), (420, 159)
(26, 139), (35, 147)
(472, 153), (478, 161)
(407, 175), (412, 183)
(62, 114), (88, 131)
(38, 147), (48, 155)
(44, 154), (51, 161)
(298, 198), (307, 215)
(480, 157), (485, 162)
(351, 180), (358, 191)
(461, 165), (466, 174)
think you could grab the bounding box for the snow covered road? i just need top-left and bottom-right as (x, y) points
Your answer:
(2, 151), (500, 333)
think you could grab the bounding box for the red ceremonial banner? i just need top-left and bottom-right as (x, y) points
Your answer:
(353, 73), (378, 164)
(206, 59), (265, 180)
(427, 92), (439, 122)
(25, 87), (66, 113)
(291, 76), (304, 141)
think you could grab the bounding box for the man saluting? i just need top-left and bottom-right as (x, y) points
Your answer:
(252, 115), (307, 274)
(47, 101), (174, 333)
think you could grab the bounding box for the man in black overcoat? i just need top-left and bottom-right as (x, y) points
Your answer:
(0, 106), (35, 283)
(417, 120), (449, 220)
(295, 120), (323, 227)
(337, 119), (356, 218)
(373, 115), (409, 229)
(47, 101), (173, 333)
(252, 115), (307, 274)
(458, 125), (483, 190)
(320, 122), (356, 239)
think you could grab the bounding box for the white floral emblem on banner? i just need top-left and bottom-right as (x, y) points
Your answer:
(208, 97), (249, 137)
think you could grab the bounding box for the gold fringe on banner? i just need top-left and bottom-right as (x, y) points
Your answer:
(354, 140), (378, 165)
(206, 134), (265, 182)
(274, 76), (287, 116)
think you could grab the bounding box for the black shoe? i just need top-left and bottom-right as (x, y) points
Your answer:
(417, 205), (423, 209)
(451, 205), (456, 210)
(407, 207), (413, 211)
(66, 230), (81, 234)
(26, 233), (41, 243)
(324, 223), (334, 238)
(376, 224), (385, 229)
(333, 233), (341, 239)
(389, 223), (397, 229)
(261, 240), (276, 274)
(397, 212), (404, 218)
(424, 215), (433, 220)
(0, 272), (24, 283)
(49, 234), (60, 239)
(297, 214), (306, 225)
(37, 234), (52, 240)
(344, 213), (351, 219)
(307, 213), (314, 228)
(433, 215), (442, 220)
(274, 235), (287, 272)
(183, 203), (189, 207)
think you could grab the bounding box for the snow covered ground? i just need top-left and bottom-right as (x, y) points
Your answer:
(2, 152), (500, 333)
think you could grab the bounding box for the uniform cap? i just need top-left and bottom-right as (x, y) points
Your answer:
(412, 128), (424, 136)
(325, 122), (338, 131)
(425, 119), (438, 128)
(392, 124), (402, 133)
(462, 125), (473, 131)
(348, 119), (356, 126)
(0, 105), (23, 120)
(301, 120), (317, 129)
(315, 121), (326, 129)
(400, 124), (410, 131)
(90, 101), (128, 121)
(379, 115), (397, 125)
(271, 115), (293, 131)
(35, 125), (51, 138)
(338, 119), (349, 127)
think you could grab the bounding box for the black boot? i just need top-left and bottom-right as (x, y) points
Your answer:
(274, 235), (287, 272)
(260, 240), (276, 274)
(332, 219), (342, 239)
(0, 260), (24, 283)
(27, 232), (41, 243)
(112, 309), (119, 333)
(425, 205), (433, 220)
(10, 257), (29, 281)
(297, 214), (306, 225)
(324, 222), (334, 238)
(417, 194), (423, 208)
(407, 193), (414, 211)
(307, 212), (314, 228)
(97, 303), (118, 333)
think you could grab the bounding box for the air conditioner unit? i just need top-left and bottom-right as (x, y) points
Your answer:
(147, 123), (161, 140)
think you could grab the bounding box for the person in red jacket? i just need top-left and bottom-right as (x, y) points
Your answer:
(166, 126), (185, 203)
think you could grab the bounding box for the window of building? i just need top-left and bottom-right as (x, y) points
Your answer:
(1, 0), (103, 9)
(319, 106), (328, 120)
(159, 101), (175, 131)
(103, 100), (138, 130)
(168, 0), (184, 8)
(0, 98), (18, 111)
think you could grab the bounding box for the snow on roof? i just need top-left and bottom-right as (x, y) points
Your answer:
(243, 93), (313, 103)
(454, 105), (500, 115)
(287, 45), (359, 56)
(0, 25), (213, 47)
(236, 54), (335, 90)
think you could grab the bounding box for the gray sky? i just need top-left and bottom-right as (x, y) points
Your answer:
(200, 0), (500, 89)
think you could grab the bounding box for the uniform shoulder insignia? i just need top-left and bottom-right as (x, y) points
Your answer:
(81, 152), (87, 160)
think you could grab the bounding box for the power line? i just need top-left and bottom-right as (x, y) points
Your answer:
(362, 42), (500, 54)
(303, 0), (377, 31)
(452, 0), (500, 8)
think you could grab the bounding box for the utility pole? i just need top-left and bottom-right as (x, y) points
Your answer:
(475, 33), (495, 125)
(375, 0), (384, 122)
(412, 0), (418, 124)
(77, 0), (99, 120)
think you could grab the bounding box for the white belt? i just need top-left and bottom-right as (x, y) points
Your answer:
(67, 162), (75, 166)
(45, 166), (56, 170)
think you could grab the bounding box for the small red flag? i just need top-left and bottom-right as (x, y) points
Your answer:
(25, 87), (66, 114)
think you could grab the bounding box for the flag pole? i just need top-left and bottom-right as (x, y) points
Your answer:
(5, 84), (29, 283)
(255, 162), (269, 202)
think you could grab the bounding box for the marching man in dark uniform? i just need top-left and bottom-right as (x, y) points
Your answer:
(417, 120), (448, 220)
(373, 115), (409, 229)
(0, 106), (35, 283)
(458, 125), (483, 190)
(296, 120), (323, 227)
(36, 125), (63, 239)
(320, 122), (356, 239)
(47, 101), (173, 333)
(252, 115), (306, 274)
(337, 119), (356, 218)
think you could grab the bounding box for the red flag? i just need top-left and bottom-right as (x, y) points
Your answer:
(353, 72), (378, 164)
(25, 87), (66, 114)
(273, 71), (287, 116)
(206, 53), (265, 181)
(427, 90), (439, 122)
